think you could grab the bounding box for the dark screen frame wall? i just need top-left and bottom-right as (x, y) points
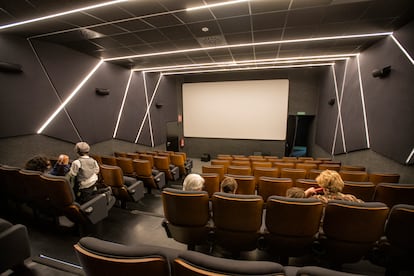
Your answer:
(177, 68), (324, 158)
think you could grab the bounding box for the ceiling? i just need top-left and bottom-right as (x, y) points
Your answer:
(1, 0), (413, 72)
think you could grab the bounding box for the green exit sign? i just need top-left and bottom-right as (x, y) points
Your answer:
(297, 112), (306, 115)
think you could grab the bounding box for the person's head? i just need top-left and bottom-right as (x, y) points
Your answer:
(220, 176), (238, 194)
(57, 154), (69, 165)
(286, 187), (306, 198)
(25, 154), (51, 172)
(182, 173), (205, 191)
(75, 142), (90, 156)
(316, 169), (344, 194)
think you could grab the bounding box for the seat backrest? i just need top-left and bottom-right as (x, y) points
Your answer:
(162, 188), (210, 226)
(373, 183), (414, 208)
(340, 165), (366, 171)
(115, 157), (135, 176)
(321, 200), (389, 264)
(280, 168), (306, 185)
(200, 173), (220, 197)
(170, 154), (186, 175)
(258, 177), (293, 201)
(74, 237), (172, 276)
(339, 170), (368, 182)
(266, 195), (323, 239)
(369, 173), (400, 185)
(230, 160), (251, 167)
(126, 152), (140, 160)
(153, 156), (170, 170)
(225, 174), (256, 195)
(89, 154), (103, 165)
(212, 192), (263, 232)
(251, 161), (272, 171)
(318, 163), (341, 171)
(385, 204), (414, 251)
(296, 178), (319, 190)
(308, 169), (322, 179)
(253, 167), (279, 185)
(101, 155), (117, 166)
(273, 162), (295, 170)
(343, 181), (375, 202)
(227, 165), (252, 176)
(139, 154), (154, 167)
(114, 151), (127, 157)
(18, 169), (43, 203)
(0, 165), (23, 200)
(210, 159), (230, 173)
(100, 164), (125, 188)
(132, 159), (152, 177)
(173, 250), (284, 276)
(295, 163), (318, 178)
(39, 174), (76, 209)
(201, 165), (225, 182)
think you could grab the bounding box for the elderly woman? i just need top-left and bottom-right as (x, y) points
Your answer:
(182, 173), (205, 191)
(304, 169), (363, 203)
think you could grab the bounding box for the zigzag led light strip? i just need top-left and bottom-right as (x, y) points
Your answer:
(113, 70), (134, 138)
(37, 60), (104, 134)
(356, 54), (371, 148)
(330, 63), (347, 155)
(134, 73), (162, 144)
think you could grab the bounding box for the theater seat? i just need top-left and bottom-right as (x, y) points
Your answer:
(154, 156), (180, 181)
(0, 218), (31, 274)
(373, 183), (414, 208)
(162, 188), (211, 250)
(211, 192), (263, 254)
(369, 173), (400, 186)
(74, 237), (179, 276)
(133, 159), (166, 194)
(319, 200), (389, 265)
(99, 164), (145, 209)
(173, 250), (285, 276)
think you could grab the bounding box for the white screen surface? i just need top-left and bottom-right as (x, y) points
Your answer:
(182, 79), (289, 140)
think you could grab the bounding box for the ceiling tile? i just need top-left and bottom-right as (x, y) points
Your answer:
(218, 16), (251, 34)
(252, 12), (287, 31)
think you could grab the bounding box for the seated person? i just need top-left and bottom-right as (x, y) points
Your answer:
(220, 176), (238, 194)
(50, 154), (70, 176)
(286, 187), (307, 198)
(182, 173), (204, 191)
(24, 154), (51, 173)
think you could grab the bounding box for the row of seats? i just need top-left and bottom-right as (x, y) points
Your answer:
(200, 173), (414, 208)
(161, 188), (414, 271)
(204, 162), (400, 185)
(0, 165), (116, 228)
(74, 236), (367, 276)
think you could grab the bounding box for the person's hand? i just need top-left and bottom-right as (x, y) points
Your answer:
(304, 187), (323, 197)
(58, 154), (69, 165)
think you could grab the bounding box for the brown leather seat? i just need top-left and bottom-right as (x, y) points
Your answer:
(373, 183), (414, 208)
(257, 177), (293, 201)
(170, 153), (189, 176)
(230, 160), (251, 167)
(343, 181), (375, 202)
(273, 162), (295, 170)
(200, 173), (220, 198)
(74, 237), (174, 276)
(253, 167), (279, 186)
(340, 165), (366, 171)
(202, 165), (225, 182)
(154, 156), (179, 181)
(263, 196), (323, 262)
(100, 164), (145, 208)
(211, 192), (264, 253)
(339, 170), (369, 182)
(132, 159), (165, 193)
(227, 165), (252, 176)
(296, 178), (319, 190)
(225, 174), (256, 195)
(319, 200), (389, 265)
(295, 163), (318, 178)
(280, 168), (307, 186)
(101, 155), (117, 166)
(210, 159), (230, 174)
(318, 163), (341, 171)
(115, 157), (135, 177)
(369, 173), (400, 186)
(162, 188), (211, 250)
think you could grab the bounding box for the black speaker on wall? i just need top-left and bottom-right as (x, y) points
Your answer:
(0, 61), (23, 73)
(95, 88), (110, 96)
(372, 66), (391, 78)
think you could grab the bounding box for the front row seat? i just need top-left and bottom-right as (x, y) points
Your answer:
(0, 218), (31, 274)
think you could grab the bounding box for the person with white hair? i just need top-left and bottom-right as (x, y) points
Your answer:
(182, 173), (205, 191)
(68, 142), (100, 203)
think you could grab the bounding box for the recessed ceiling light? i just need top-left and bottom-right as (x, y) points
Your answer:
(186, 0), (249, 12)
(202, 27), (209, 32)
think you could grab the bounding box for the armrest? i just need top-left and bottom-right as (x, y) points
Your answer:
(154, 172), (166, 189)
(80, 194), (109, 224)
(0, 224), (31, 272)
(126, 180), (145, 202)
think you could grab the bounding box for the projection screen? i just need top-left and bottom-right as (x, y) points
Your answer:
(182, 79), (289, 140)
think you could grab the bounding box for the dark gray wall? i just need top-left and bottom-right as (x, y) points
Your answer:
(316, 21), (414, 165)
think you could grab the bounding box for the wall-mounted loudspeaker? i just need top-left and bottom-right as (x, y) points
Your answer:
(0, 61), (23, 73)
(155, 103), (163, 109)
(372, 66), (391, 78)
(328, 98), (336, 106)
(95, 88), (110, 96)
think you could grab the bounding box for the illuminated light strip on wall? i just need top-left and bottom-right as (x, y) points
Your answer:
(406, 148), (414, 164)
(144, 57), (348, 73)
(134, 73), (163, 144)
(339, 59), (349, 153)
(162, 63), (334, 75)
(37, 60), (104, 134)
(356, 54), (371, 148)
(144, 73), (155, 147)
(331, 64), (347, 155)
(0, 0), (128, 30)
(113, 70), (134, 138)
(104, 33), (391, 62)
(186, 0), (249, 11)
(136, 54), (357, 72)
(390, 34), (414, 65)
